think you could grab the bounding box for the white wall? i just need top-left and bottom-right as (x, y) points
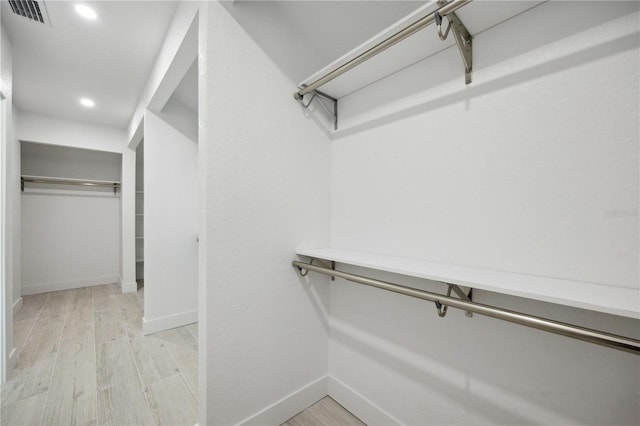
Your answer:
(328, 2), (640, 425)
(201, 2), (331, 424)
(143, 109), (198, 333)
(18, 111), (126, 154)
(157, 97), (197, 143)
(1, 23), (19, 380)
(21, 190), (121, 294)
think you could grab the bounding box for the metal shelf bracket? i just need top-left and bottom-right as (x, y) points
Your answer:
(294, 88), (338, 130)
(435, 283), (473, 318)
(435, 3), (473, 84)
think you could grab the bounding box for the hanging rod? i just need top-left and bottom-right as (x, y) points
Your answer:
(295, 0), (473, 99)
(21, 175), (121, 194)
(292, 260), (640, 356)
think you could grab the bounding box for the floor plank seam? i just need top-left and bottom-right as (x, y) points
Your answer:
(38, 291), (73, 426)
(163, 338), (199, 402)
(92, 288), (99, 426)
(123, 316), (156, 425)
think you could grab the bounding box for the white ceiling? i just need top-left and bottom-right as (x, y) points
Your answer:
(1, 0), (177, 128)
(222, 1), (428, 85)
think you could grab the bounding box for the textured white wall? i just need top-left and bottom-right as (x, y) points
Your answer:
(21, 191), (120, 294)
(143, 109), (198, 332)
(328, 2), (640, 425)
(1, 22), (17, 381)
(201, 2), (331, 424)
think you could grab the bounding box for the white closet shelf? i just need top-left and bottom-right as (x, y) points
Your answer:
(296, 248), (640, 320)
(297, 1), (544, 100)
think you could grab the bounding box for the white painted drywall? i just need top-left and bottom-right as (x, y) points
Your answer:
(201, 2), (331, 424)
(17, 111), (126, 154)
(158, 97), (197, 143)
(328, 2), (640, 425)
(21, 190), (120, 294)
(1, 23), (19, 380)
(143, 109), (198, 333)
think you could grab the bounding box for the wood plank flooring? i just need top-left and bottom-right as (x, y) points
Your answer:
(1, 284), (198, 426)
(281, 397), (366, 426)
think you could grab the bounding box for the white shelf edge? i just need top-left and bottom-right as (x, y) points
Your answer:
(296, 247), (640, 320)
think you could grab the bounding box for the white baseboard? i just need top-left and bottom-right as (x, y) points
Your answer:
(12, 297), (23, 316)
(21, 275), (119, 295)
(328, 375), (401, 426)
(120, 278), (137, 293)
(143, 310), (198, 335)
(238, 375), (328, 426)
(7, 347), (17, 378)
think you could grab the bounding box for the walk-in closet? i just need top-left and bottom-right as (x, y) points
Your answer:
(1, 1), (638, 425)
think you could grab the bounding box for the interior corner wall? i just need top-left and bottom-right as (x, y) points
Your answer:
(143, 109), (198, 333)
(1, 22), (18, 379)
(327, 3), (640, 425)
(201, 2), (331, 425)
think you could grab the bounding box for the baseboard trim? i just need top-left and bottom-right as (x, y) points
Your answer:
(143, 310), (198, 335)
(120, 278), (137, 293)
(12, 297), (23, 316)
(328, 375), (401, 426)
(238, 375), (328, 426)
(21, 275), (120, 295)
(7, 347), (17, 378)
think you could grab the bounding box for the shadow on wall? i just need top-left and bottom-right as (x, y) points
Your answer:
(328, 267), (640, 425)
(336, 31), (639, 138)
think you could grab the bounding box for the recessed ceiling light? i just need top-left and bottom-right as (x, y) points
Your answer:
(79, 98), (95, 108)
(75, 4), (97, 20)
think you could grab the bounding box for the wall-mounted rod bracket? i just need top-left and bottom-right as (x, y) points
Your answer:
(295, 258), (336, 279)
(294, 87), (338, 130)
(435, 283), (473, 318)
(435, 2), (473, 84)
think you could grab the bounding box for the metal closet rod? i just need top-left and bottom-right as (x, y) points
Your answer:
(292, 260), (640, 355)
(21, 176), (121, 192)
(295, 0), (473, 98)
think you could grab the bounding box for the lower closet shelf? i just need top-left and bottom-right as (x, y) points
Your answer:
(296, 247), (639, 320)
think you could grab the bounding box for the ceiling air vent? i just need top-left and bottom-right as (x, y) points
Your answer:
(8, 0), (49, 25)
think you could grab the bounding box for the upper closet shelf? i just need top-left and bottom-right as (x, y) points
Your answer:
(294, 0), (543, 129)
(296, 247), (640, 320)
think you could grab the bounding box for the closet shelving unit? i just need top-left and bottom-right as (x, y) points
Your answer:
(294, 0), (545, 130)
(136, 191), (144, 265)
(291, 0), (640, 355)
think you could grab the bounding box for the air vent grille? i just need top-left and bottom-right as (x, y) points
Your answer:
(8, 0), (48, 24)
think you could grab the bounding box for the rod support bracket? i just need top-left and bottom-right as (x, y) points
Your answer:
(295, 86), (338, 130)
(436, 283), (473, 318)
(436, 1), (473, 84)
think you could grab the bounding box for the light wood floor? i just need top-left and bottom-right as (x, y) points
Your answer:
(282, 397), (365, 426)
(1, 283), (198, 426)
